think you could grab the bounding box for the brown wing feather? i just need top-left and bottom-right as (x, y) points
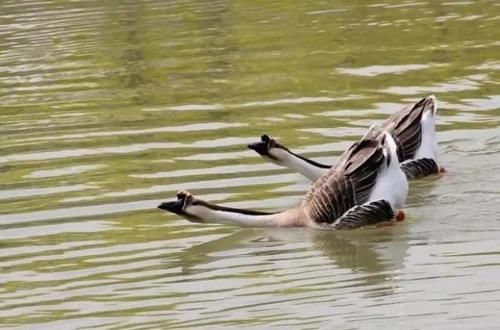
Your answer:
(382, 98), (429, 162)
(400, 158), (439, 179)
(329, 200), (394, 230)
(304, 139), (385, 225)
(333, 127), (383, 171)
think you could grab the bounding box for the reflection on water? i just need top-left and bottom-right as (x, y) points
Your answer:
(1, 0), (500, 328)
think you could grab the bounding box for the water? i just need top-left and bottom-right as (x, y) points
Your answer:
(1, 0), (500, 329)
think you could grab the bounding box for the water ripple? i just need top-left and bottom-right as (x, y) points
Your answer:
(1, 0), (500, 329)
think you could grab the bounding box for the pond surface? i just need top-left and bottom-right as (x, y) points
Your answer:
(1, 0), (500, 329)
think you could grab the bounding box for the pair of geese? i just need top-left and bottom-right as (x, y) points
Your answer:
(159, 95), (444, 230)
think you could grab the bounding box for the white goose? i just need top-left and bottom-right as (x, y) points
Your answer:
(248, 95), (444, 182)
(158, 128), (408, 230)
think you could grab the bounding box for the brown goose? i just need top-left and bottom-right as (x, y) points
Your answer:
(158, 129), (408, 230)
(248, 95), (444, 181)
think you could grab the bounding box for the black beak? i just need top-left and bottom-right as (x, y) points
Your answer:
(247, 134), (271, 156)
(158, 200), (184, 215)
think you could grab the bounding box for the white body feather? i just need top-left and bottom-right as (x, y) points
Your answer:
(414, 106), (438, 161)
(368, 132), (409, 209)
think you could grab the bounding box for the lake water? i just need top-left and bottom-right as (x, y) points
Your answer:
(1, 0), (500, 329)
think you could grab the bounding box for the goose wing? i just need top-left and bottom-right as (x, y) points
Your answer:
(304, 138), (385, 225)
(383, 96), (434, 162)
(330, 199), (394, 230)
(400, 158), (439, 179)
(333, 126), (384, 171)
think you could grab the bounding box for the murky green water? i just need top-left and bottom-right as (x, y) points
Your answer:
(1, 0), (500, 329)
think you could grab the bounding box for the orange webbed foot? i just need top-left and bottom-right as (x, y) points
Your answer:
(395, 210), (405, 222)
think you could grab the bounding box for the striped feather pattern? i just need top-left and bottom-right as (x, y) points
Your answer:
(304, 139), (385, 224)
(329, 200), (394, 230)
(382, 97), (434, 162)
(400, 158), (439, 179)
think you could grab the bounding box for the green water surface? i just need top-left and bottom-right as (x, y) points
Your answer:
(1, 1), (500, 329)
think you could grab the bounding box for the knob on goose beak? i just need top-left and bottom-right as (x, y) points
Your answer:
(158, 190), (192, 215)
(247, 134), (272, 156)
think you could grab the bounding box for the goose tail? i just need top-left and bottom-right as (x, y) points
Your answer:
(159, 190), (305, 227)
(248, 134), (330, 181)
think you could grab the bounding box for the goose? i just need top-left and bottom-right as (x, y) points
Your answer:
(248, 95), (444, 181)
(158, 128), (408, 230)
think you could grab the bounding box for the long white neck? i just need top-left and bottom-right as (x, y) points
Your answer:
(271, 149), (329, 182)
(186, 204), (309, 228)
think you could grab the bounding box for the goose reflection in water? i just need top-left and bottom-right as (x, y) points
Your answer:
(169, 225), (410, 296)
